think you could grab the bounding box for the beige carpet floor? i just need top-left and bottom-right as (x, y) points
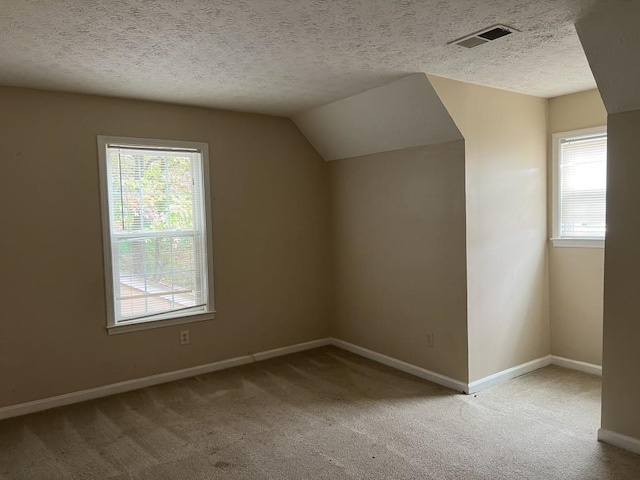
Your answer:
(1, 346), (640, 479)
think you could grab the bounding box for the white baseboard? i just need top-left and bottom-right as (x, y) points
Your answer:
(466, 354), (603, 395)
(330, 341), (601, 395)
(598, 428), (640, 455)
(329, 338), (468, 393)
(252, 338), (332, 361)
(0, 337), (607, 421)
(550, 355), (602, 376)
(467, 355), (552, 394)
(0, 338), (332, 421)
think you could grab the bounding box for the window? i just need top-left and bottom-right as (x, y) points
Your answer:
(552, 126), (607, 248)
(98, 136), (215, 333)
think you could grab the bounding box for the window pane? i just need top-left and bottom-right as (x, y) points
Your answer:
(105, 144), (208, 323)
(107, 150), (197, 234)
(559, 134), (607, 239)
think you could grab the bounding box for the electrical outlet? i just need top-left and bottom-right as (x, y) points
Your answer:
(426, 332), (434, 348)
(180, 330), (190, 345)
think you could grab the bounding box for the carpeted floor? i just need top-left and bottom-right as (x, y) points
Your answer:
(1, 346), (640, 479)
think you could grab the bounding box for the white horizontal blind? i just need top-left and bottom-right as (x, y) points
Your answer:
(559, 133), (607, 239)
(105, 145), (208, 323)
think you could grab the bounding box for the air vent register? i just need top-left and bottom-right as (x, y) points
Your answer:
(451, 25), (518, 48)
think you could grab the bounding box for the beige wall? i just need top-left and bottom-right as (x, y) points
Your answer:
(0, 86), (332, 408)
(429, 76), (549, 382)
(548, 89), (607, 365)
(330, 142), (469, 382)
(600, 108), (640, 440)
(0, 80), (604, 410)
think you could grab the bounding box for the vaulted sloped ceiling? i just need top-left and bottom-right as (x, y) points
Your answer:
(293, 74), (462, 161)
(576, 2), (640, 114)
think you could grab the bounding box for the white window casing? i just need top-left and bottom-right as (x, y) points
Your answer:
(97, 136), (215, 334)
(551, 126), (607, 248)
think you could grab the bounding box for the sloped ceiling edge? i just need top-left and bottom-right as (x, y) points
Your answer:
(293, 73), (463, 161)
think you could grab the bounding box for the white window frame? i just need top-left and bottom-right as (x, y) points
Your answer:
(97, 135), (215, 334)
(551, 125), (607, 249)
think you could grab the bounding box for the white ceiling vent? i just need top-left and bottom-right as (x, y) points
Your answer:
(450, 25), (518, 48)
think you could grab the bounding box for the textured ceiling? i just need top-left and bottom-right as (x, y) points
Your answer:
(0, 0), (614, 116)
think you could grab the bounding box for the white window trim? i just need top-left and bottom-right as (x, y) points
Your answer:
(97, 135), (216, 334)
(550, 238), (605, 248)
(551, 125), (607, 249)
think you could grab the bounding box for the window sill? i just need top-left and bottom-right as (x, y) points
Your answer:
(107, 311), (216, 335)
(550, 238), (604, 249)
